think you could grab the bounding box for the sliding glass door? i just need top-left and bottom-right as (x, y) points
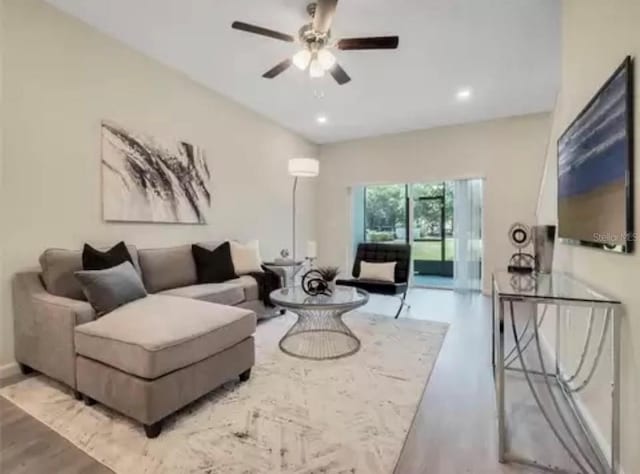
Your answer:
(355, 179), (482, 291)
(412, 183), (454, 286)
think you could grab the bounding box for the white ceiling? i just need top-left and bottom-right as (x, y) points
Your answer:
(44, 0), (561, 144)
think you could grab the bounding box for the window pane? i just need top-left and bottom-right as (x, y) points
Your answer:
(364, 184), (406, 242)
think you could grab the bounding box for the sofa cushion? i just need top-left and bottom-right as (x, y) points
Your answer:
(230, 240), (262, 275)
(159, 283), (245, 306)
(39, 245), (141, 300)
(192, 243), (237, 284)
(226, 275), (259, 301)
(74, 294), (256, 379)
(82, 241), (133, 271)
(195, 241), (224, 251)
(137, 245), (197, 293)
(75, 262), (148, 315)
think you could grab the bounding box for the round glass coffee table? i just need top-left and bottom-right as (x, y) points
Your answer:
(270, 286), (369, 360)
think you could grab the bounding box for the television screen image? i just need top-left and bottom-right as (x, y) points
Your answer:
(558, 57), (634, 253)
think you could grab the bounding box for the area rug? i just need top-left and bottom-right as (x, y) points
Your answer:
(1, 312), (448, 474)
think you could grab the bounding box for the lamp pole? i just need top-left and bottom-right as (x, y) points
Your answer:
(288, 157), (319, 265)
(292, 176), (298, 262)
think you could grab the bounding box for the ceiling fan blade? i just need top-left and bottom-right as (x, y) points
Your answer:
(231, 21), (294, 42)
(330, 63), (351, 85)
(262, 59), (293, 79)
(337, 36), (399, 50)
(313, 0), (338, 34)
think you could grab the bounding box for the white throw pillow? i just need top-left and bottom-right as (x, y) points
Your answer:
(230, 240), (262, 275)
(359, 261), (396, 283)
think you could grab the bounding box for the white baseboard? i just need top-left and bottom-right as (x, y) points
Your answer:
(0, 362), (20, 379)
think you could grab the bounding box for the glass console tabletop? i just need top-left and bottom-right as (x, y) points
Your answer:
(493, 271), (620, 305)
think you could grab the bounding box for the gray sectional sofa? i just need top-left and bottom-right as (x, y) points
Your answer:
(13, 242), (278, 438)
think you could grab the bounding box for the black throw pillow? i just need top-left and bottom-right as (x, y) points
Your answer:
(82, 241), (133, 271)
(192, 242), (237, 283)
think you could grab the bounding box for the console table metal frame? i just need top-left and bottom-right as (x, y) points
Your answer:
(492, 272), (622, 474)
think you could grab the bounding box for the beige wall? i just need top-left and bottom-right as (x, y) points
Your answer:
(537, 0), (640, 471)
(0, 0), (317, 368)
(317, 113), (551, 293)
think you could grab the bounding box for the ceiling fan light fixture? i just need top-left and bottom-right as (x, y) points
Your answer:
(309, 57), (325, 78)
(292, 49), (312, 70)
(317, 49), (336, 70)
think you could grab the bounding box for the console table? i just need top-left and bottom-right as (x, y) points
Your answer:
(492, 271), (622, 473)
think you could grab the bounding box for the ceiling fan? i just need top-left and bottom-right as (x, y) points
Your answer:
(231, 0), (399, 85)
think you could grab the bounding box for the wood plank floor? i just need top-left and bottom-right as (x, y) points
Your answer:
(0, 289), (562, 473)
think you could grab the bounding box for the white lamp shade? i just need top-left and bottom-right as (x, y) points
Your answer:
(317, 49), (336, 70)
(292, 49), (311, 70)
(288, 158), (319, 177)
(309, 58), (325, 78)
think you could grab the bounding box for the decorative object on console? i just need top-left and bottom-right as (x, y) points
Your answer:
(507, 222), (535, 274)
(229, 240), (263, 275)
(509, 272), (536, 292)
(533, 225), (556, 274)
(74, 261), (147, 315)
(82, 241), (132, 270)
(288, 158), (320, 261)
(301, 268), (331, 296)
(192, 242), (237, 283)
(102, 121), (211, 224)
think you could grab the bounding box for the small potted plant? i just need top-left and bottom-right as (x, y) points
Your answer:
(316, 266), (340, 293)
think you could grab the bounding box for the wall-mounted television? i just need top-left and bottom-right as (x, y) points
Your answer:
(558, 56), (634, 253)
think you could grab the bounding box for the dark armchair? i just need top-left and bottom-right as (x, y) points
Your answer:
(336, 242), (411, 318)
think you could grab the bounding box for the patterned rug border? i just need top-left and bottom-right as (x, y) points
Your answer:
(2, 313), (449, 474)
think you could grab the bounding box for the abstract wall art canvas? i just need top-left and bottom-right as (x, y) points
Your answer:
(102, 122), (211, 224)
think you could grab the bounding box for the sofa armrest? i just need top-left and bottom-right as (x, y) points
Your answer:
(13, 272), (96, 388)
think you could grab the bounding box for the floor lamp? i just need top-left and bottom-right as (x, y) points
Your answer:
(288, 158), (319, 262)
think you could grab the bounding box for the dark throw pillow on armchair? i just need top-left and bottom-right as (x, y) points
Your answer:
(192, 242), (237, 283)
(75, 261), (147, 316)
(82, 241), (133, 271)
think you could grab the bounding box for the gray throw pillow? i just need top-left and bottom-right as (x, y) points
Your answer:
(75, 261), (147, 315)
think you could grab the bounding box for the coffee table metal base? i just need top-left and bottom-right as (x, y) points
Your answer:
(279, 308), (360, 360)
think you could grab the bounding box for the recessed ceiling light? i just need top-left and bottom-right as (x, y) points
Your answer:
(316, 115), (328, 124)
(456, 88), (472, 101)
